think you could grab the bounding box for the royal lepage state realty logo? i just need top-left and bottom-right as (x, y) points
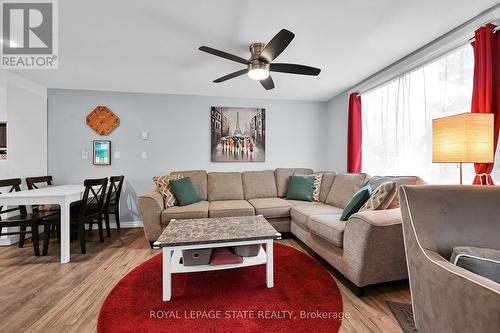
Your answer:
(1, 0), (58, 69)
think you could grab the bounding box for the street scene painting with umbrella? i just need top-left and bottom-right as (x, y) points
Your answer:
(211, 106), (265, 162)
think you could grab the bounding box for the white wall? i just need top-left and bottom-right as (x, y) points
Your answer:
(326, 91), (349, 172)
(47, 89), (328, 222)
(0, 71), (48, 245)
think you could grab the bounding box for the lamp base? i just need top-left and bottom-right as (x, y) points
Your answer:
(459, 162), (463, 185)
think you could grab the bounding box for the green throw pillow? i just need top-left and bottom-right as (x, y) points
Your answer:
(170, 177), (200, 206)
(287, 175), (315, 202)
(340, 185), (372, 221)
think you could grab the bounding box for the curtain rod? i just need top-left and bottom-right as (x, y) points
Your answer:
(469, 25), (499, 42)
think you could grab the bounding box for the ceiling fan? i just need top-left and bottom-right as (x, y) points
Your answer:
(199, 29), (321, 90)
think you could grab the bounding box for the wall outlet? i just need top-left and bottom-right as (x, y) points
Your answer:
(81, 149), (88, 160)
(141, 151), (147, 160)
(114, 151), (120, 159)
(141, 131), (149, 140)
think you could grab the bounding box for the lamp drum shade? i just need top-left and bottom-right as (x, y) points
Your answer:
(432, 113), (494, 163)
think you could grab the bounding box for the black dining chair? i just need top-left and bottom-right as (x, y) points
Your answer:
(0, 178), (55, 256)
(71, 178), (108, 254)
(103, 175), (124, 236)
(88, 175), (124, 237)
(26, 176), (61, 253)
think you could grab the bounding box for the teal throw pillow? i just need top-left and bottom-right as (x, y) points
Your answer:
(286, 175), (315, 202)
(340, 185), (372, 221)
(170, 177), (200, 206)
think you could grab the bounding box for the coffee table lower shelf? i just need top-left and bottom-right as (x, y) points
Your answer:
(161, 239), (274, 301)
(170, 246), (267, 273)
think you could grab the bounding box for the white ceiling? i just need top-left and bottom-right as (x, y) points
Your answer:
(10, 0), (499, 101)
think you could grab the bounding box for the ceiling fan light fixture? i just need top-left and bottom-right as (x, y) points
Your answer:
(247, 60), (270, 80)
(248, 68), (269, 80)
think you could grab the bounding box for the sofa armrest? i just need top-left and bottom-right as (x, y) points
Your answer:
(342, 208), (408, 287)
(138, 190), (164, 242)
(349, 208), (402, 226)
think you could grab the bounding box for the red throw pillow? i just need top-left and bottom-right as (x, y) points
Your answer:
(209, 247), (243, 265)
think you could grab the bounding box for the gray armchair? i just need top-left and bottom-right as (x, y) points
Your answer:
(399, 185), (500, 333)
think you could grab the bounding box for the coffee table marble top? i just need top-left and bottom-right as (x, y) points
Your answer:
(155, 215), (281, 247)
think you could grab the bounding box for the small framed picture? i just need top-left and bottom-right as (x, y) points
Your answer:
(93, 140), (111, 165)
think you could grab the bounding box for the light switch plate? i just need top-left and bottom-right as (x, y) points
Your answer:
(141, 131), (149, 140)
(114, 151), (120, 159)
(81, 150), (88, 160)
(141, 151), (147, 159)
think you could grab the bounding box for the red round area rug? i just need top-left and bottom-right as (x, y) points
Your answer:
(98, 243), (343, 333)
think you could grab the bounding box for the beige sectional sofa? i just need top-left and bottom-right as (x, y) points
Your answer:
(138, 168), (423, 294)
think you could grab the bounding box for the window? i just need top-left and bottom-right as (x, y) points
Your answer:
(360, 44), (492, 184)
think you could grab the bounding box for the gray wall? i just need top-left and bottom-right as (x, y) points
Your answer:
(47, 89), (328, 222)
(326, 90), (349, 172)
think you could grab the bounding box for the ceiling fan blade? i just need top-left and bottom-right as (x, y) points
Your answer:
(270, 63), (321, 76)
(199, 46), (250, 65)
(260, 76), (275, 90)
(259, 29), (295, 63)
(213, 69), (248, 83)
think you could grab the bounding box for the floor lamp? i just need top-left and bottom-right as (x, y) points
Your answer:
(432, 113), (494, 184)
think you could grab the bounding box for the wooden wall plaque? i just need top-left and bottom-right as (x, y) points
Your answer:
(86, 106), (120, 136)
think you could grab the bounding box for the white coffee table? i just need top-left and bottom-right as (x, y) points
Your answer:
(153, 215), (281, 301)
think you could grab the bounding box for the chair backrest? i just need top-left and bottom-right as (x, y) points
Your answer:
(0, 178), (26, 219)
(78, 178), (108, 218)
(26, 176), (53, 189)
(399, 185), (500, 258)
(26, 176), (54, 212)
(105, 175), (124, 208)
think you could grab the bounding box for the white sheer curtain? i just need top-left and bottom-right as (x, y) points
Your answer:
(361, 44), (484, 184)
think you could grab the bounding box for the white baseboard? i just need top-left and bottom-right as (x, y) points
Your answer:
(112, 220), (143, 228)
(0, 235), (20, 246)
(0, 221), (143, 246)
(93, 220), (143, 229)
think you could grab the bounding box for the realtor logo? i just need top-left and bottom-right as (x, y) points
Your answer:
(1, 0), (58, 69)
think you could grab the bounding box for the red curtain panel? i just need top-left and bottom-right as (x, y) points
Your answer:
(471, 24), (500, 185)
(347, 92), (362, 173)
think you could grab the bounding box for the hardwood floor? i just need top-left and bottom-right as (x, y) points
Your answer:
(0, 228), (410, 333)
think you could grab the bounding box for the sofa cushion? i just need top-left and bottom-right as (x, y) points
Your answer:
(296, 172), (324, 201)
(170, 177), (200, 206)
(311, 173), (323, 201)
(450, 246), (500, 284)
(360, 181), (397, 211)
(161, 201), (209, 223)
(367, 176), (421, 209)
(286, 199), (323, 206)
(207, 172), (244, 201)
(287, 175), (315, 201)
(248, 198), (292, 218)
(153, 174), (183, 207)
(242, 170), (278, 199)
(325, 173), (369, 209)
(340, 185), (372, 221)
(209, 200), (255, 218)
(319, 172), (336, 202)
(290, 204), (344, 230)
(308, 214), (346, 248)
(274, 168), (313, 197)
(170, 170), (208, 201)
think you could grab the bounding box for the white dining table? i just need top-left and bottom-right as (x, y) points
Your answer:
(0, 184), (85, 263)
